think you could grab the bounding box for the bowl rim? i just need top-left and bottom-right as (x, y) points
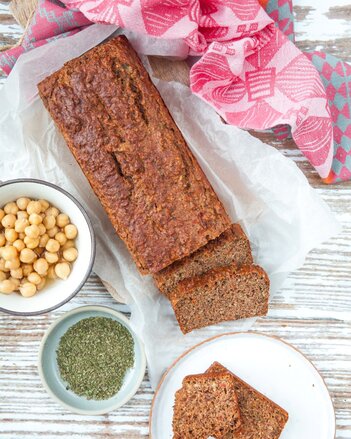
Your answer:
(0, 178), (96, 316)
(38, 305), (147, 415)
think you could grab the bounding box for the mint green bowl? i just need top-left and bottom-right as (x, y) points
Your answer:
(38, 305), (146, 415)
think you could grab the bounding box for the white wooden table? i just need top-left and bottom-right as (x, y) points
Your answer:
(0, 1), (350, 438)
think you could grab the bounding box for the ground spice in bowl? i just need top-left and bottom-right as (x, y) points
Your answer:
(56, 316), (134, 400)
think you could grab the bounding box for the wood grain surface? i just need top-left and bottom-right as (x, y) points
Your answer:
(0, 1), (351, 438)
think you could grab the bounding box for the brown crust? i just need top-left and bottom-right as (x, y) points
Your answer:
(170, 264), (269, 304)
(154, 223), (253, 295)
(38, 35), (230, 274)
(169, 264), (270, 333)
(173, 371), (242, 438)
(206, 362), (289, 438)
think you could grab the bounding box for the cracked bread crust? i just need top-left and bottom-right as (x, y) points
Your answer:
(38, 35), (230, 274)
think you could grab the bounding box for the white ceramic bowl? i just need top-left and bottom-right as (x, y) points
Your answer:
(0, 179), (95, 316)
(38, 306), (146, 415)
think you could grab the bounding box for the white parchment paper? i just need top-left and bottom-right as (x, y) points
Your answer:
(0, 24), (340, 388)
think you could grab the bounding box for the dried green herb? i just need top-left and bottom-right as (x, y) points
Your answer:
(56, 316), (134, 400)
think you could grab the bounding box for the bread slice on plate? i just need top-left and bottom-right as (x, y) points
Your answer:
(206, 362), (289, 438)
(169, 263), (270, 334)
(172, 371), (242, 439)
(153, 224), (253, 296)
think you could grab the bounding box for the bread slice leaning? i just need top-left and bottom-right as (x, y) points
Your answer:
(172, 371), (242, 439)
(206, 362), (289, 439)
(169, 263), (270, 334)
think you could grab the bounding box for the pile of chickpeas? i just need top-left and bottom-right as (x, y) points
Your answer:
(0, 198), (78, 298)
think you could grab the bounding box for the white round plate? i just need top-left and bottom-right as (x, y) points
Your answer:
(150, 332), (335, 439)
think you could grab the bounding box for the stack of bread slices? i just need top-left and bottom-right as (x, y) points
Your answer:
(153, 224), (270, 334)
(173, 362), (288, 439)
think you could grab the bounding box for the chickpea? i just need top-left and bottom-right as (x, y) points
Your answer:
(0, 209), (4, 222)
(62, 240), (75, 250)
(20, 248), (37, 264)
(45, 207), (59, 218)
(55, 232), (67, 247)
(5, 258), (20, 270)
(43, 215), (56, 229)
(55, 262), (71, 280)
(47, 226), (59, 238)
(0, 279), (16, 294)
(10, 267), (23, 280)
(63, 248), (78, 262)
(25, 225), (40, 239)
(0, 234), (5, 247)
(15, 218), (29, 233)
(37, 277), (46, 291)
(1, 214), (16, 229)
(39, 234), (49, 248)
(38, 224), (46, 236)
(29, 213), (43, 225)
(27, 272), (42, 285)
(27, 200), (42, 215)
(0, 271), (6, 282)
(33, 258), (49, 276)
(18, 232), (25, 240)
(46, 239), (60, 253)
(47, 265), (57, 279)
(45, 251), (59, 264)
(16, 197), (30, 211)
(10, 277), (20, 289)
(0, 259), (8, 272)
(56, 214), (70, 228)
(64, 224), (78, 240)
(4, 202), (19, 215)
(2, 246), (18, 261)
(5, 228), (18, 243)
(20, 282), (37, 297)
(24, 236), (40, 250)
(17, 211), (28, 220)
(22, 264), (33, 277)
(39, 200), (50, 211)
(13, 239), (25, 252)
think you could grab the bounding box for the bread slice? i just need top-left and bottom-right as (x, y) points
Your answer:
(172, 372), (242, 439)
(169, 264), (270, 334)
(206, 363), (289, 438)
(154, 224), (253, 296)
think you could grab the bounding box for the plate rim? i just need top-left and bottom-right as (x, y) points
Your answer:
(149, 331), (336, 439)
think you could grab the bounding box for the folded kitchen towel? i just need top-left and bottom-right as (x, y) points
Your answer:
(1, 0), (349, 184)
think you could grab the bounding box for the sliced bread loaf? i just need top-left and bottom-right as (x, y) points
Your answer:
(169, 264), (270, 334)
(206, 362), (289, 438)
(154, 224), (253, 296)
(172, 371), (242, 439)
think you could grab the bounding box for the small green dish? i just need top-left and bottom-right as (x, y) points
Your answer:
(38, 305), (146, 415)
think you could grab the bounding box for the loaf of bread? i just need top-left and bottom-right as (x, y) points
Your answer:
(173, 372), (242, 439)
(206, 362), (289, 438)
(38, 36), (230, 274)
(169, 264), (270, 333)
(154, 224), (253, 296)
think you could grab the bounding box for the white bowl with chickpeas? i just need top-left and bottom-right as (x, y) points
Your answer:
(0, 179), (95, 315)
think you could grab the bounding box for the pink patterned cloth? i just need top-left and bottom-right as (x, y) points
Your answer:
(0, 0), (90, 75)
(62, 0), (333, 179)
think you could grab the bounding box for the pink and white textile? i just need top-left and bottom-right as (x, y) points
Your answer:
(62, 0), (333, 179)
